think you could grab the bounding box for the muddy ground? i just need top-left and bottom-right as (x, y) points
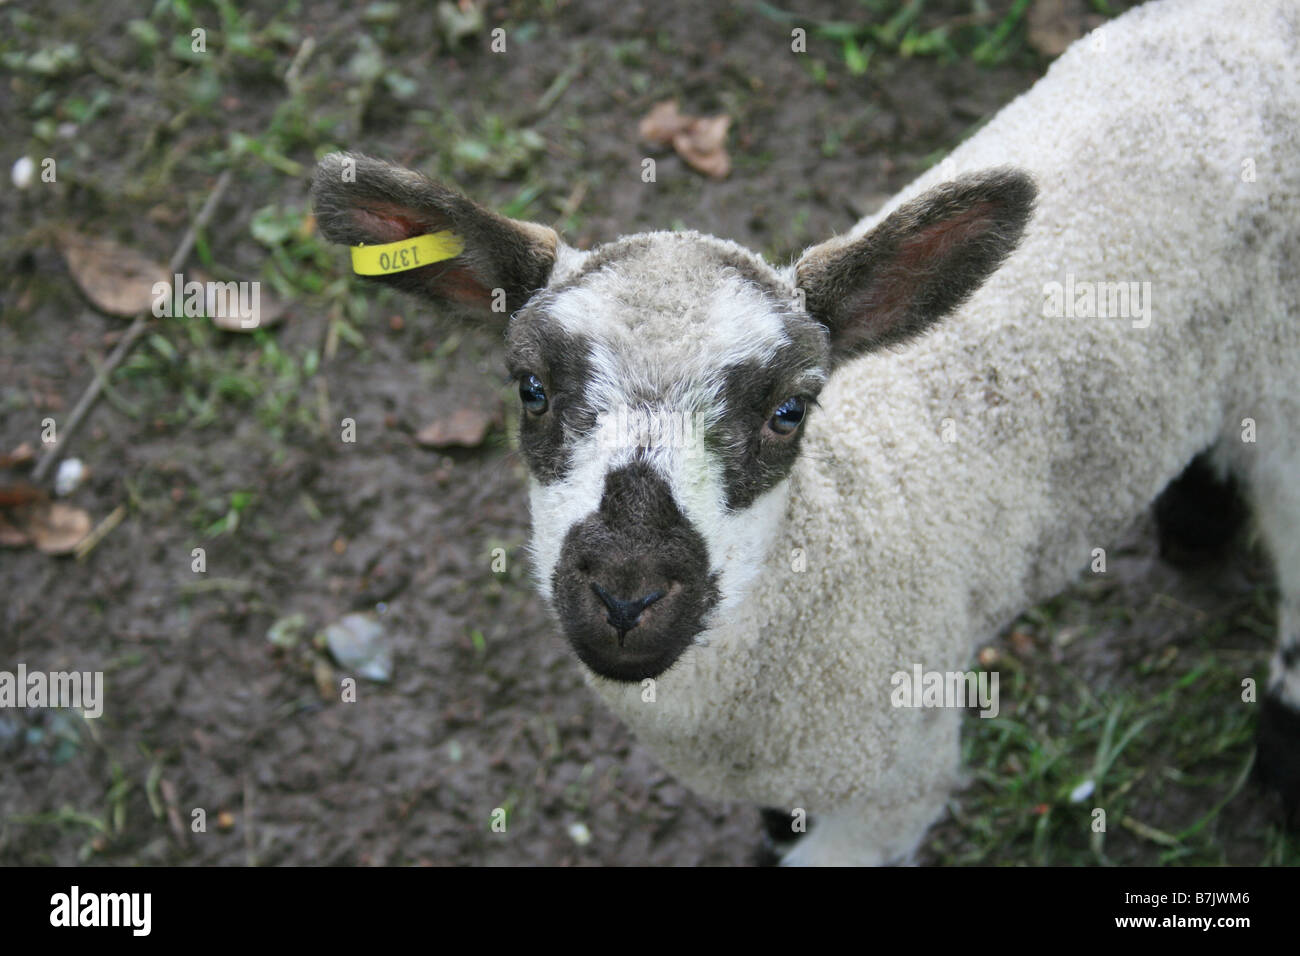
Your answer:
(2, 0), (1293, 866)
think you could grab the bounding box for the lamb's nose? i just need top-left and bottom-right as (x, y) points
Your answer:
(590, 583), (666, 646)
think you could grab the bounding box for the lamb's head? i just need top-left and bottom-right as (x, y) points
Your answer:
(312, 153), (1035, 683)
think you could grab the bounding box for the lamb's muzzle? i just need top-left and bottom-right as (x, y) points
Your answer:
(550, 459), (720, 682)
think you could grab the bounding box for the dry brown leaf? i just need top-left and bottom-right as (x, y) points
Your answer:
(639, 99), (732, 179)
(638, 100), (690, 145)
(0, 442), (35, 469)
(196, 270), (288, 332)
(0, 481), (46, 547)
(0, 513), (31, 548)
(0, 481), (45, 508)
(673, 115), (731, 178)
(59, 230), (169, 317)
(26, 502), (92, 555)
(415, 407), (497, 448)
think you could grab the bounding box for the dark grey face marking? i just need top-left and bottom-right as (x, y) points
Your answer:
(505, 310), (597, 484)
(712, 319), (831, 511)
(551, 459), (721, 682)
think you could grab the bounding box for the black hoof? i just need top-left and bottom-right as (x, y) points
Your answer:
(1255, 692), (1300, 829)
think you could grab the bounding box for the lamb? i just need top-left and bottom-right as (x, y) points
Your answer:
(310, 0), (1300, 865)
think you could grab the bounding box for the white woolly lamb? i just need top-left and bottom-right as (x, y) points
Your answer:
(312, 0), (1300, 864)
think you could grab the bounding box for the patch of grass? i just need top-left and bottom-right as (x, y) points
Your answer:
(250, 201), (336, 296)
(200, 489), (255, 537)
(928, 574), (1297, 865)
(449, 114), (547, 180)
(759, 0), (1043, 74)
(115, 314), (324, 445)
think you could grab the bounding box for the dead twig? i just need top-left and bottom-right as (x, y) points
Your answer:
(159, 778), (190, 850)
(527, 54), (584, 122)
(74, 502), (127, 561)
(284, 36), (316, 95)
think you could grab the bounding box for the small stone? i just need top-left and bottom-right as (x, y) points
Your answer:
(12, 156), (35, 189)
(322, 612), (392, 682)
(54, 458), (86, 497)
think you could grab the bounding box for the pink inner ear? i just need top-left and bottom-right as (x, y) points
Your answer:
(894, 200), (995, 271)
(850, 201), (996, 333)
(439, 269), (492, 306)
(352, 203), (433, 243)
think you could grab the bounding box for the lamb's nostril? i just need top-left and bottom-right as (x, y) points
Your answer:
(590, 583), (666, 646)
(639, 589), (666, 611)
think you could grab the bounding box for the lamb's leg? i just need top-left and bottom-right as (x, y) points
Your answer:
(778, 792), (950, 867)
(1246, 448), (1300, 826)
(777, 689), (963, 865)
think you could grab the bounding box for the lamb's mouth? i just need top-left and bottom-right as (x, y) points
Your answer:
(564, 622), (697, 682)
(549, 460), (720, 682)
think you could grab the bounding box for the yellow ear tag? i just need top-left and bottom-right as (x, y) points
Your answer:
(350, 231), (464, 275)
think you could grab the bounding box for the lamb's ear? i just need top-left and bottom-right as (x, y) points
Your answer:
(795, 167), (1036, 366)
(311, 152), (558, 318)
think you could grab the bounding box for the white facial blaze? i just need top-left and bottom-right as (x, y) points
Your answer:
(524, 243), (799, 626)
(667, 457), (793, 619)
(527, 437), (612, 604)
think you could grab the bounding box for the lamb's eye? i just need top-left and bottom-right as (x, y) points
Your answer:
(768, 397), (806, 436)
(519, 374), (549, 415)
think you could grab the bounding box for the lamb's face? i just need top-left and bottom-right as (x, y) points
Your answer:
(312, 153), (1036, 682)
(506, 233), (832, 682)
